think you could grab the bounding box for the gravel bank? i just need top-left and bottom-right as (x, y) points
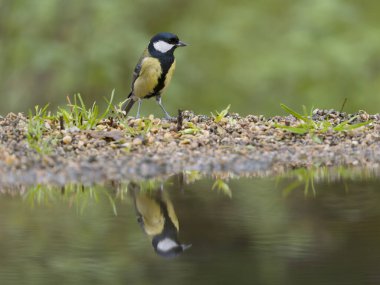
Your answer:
(0, 110), (379, 186)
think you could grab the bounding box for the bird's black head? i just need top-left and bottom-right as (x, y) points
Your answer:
(152, 236), (192, 258)
(149, 32), (187, 55)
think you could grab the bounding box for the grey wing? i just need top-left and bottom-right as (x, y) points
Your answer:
(130, 49), (149, 91)
(131, 60), (142, 90)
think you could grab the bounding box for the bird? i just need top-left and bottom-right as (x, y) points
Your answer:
(129, 182), (191, 258)
(122, 32), (187, 119)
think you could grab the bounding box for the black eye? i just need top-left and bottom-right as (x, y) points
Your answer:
(169, 37), (178, 44)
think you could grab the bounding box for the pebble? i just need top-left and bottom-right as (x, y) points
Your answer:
(132, 137), (143, 146)
(180, 139), (191, 145)
(62, 135), (72, 144)
(65, 126), (80, 133)
(77, 140), (85, 148)
(163, 132), (173, 141)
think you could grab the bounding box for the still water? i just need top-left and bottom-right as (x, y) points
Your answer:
(1, 169), (380, 285)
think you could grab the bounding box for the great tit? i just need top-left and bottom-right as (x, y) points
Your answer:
(129, 183), (191, 258)
(122, 32), (187, 119)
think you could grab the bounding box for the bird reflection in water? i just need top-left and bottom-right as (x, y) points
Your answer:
(129, 182), (191, 258)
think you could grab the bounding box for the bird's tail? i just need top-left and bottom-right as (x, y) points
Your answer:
(122, 95), (135, 116)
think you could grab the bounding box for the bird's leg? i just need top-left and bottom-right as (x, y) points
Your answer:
(156, 96), (172, 120)
(136, 99), (142, 118)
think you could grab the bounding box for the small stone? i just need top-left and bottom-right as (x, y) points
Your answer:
(161, 123), (171, 129)
(44, 122), (52, 130)
(190, 142), (198, 148)
(216, 126), (226, 135)
(64, 145), (73, 151)
(66, 126), (80, 133)
(359, 111), (369, 121)
(147, 136), (155, 144)
(163, 132), (173, 141)
(62, 135), (72, 144)
(191, 116), (199, 123)
(120, 142), (132, 148)
(78, 140), (85, 148)
(79, 134), (87, 141)
(179, 139), (191, 145)
(167, 141), (177, 148)
(132, 137), (143, 145)
(221, 138), (230, 144)
(5, 153), (16, 165)
(150, 127), (159, 134)
(96, 124), (107, 131)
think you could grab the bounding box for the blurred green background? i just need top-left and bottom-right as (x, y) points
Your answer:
(1, 0), (379, 117)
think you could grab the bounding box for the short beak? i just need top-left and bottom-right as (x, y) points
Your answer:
(181, 244), (192, 251)
(176, 41), (187, 47)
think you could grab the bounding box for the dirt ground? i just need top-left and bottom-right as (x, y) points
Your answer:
(0, 110), (379, 186)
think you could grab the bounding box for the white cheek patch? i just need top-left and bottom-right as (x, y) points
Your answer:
(157, 238), (178, 252)
(153, 41), (175, 53)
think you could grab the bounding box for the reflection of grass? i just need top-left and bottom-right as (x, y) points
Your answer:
(212, 179), (232, 198)
(182, 171), (203, 184)
(24, 184), (118, 215)
(22, 180), (170, 214)
(114, 182), (130, 201)
(182, 171), (234, 198)
(21, 172), (237, 213)
(65, 184), (117, 215)
(279, 168), (317, 198)
(136, 179), (165, 192)
(21, 168), (377, 210)
(24, 184), (57, 207)
(278, 167), (378, 197)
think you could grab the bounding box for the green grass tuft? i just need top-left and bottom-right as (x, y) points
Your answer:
(180, 122), (201, 135)
(211, 104), (231, 123)
(57, 90), (115, 130)
(27, 104), (56, 154)
(275, 104), (372, 142)
(123, 118), (153, 136)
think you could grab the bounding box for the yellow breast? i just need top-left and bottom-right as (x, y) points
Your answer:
(135, 194), (164, 236)
(133, 57), (162, 99)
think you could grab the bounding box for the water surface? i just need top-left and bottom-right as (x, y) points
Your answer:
(1, 170), (380, 285)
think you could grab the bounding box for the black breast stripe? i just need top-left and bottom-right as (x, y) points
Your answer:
(145, 56), (174, 98)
